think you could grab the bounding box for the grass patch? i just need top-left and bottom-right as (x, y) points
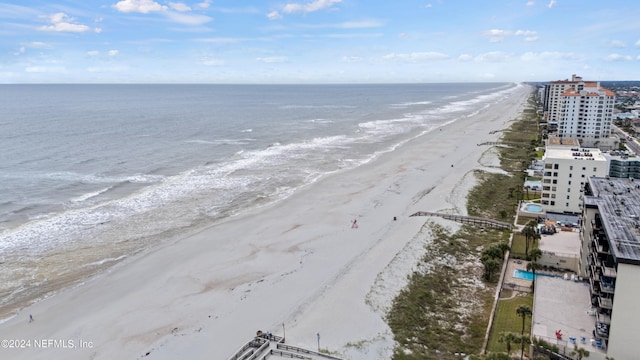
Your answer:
(388, 224), (503, 360)
(516, 215), (538, 226)
(486, 295), (534, 353)
(510, 233), (539, 259)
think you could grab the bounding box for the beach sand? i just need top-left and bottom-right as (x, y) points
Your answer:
(0, 85), (532, 359)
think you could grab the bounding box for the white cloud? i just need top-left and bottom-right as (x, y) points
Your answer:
(169, 2), (191, 12)
(425, 4), (433, 8)
(87, 50), (100, 56)
(196, 0), (212, 9)
(108, 50), (119, 56)
(548, 0), (556, 8)
(605, 53), (632, 61)
(520, 51), (578, 61)
(203, 57), (225, 66)
(194, 37), (242, 43)
(341, 56), (363, 63)
(483, 29), (538, 42)
(114, 0), (167, 13)
(526, 1), (535, 6)
(39, 13), (92, 32)
(267, 11), (282, 20)
(514, 30), (536, 36)
(13, 47), (25, 56)
(256, 56), (288, 63)
(87, 66), (128, 73)
(27, 42), (52, 49)
(608, 40), (626, 48)
(164, 11), (212, 25)
(635, 39), (640, 47)
(215, 7), (261, 14)
(483, 29), (509, 42)
(339, 20), (384, 28)
(458, 54), (473, 61)
(283, 0), (342, 14)
(382, 52), (449, 63)
(474, 51), (511, 62)
(25, 66), (66, 73)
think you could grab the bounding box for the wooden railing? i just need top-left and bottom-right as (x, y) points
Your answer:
(409, 211), (513, 230)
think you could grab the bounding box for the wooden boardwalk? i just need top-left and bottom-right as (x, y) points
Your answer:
(227, 334), (345, 360)
(409, 211), (513, 230)
(476, 141), (527, 147)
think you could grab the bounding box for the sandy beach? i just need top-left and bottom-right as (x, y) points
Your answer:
(0, 85), (531, 360)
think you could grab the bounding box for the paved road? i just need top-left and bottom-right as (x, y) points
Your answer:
(612, 125), (640, 155)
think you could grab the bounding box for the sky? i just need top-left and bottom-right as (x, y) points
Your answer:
(1, 0), (639, 84)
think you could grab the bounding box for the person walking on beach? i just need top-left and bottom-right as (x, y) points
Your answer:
(29, 314), (33, 323)
(351, 219), (358, 228)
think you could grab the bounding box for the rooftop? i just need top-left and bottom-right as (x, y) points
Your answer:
(539, 229), (581, 257)
(584, 177), (640, 264)
(532, 277), (606, 355)
(546, 137), (580, 147)
(544, 147), (608, 162)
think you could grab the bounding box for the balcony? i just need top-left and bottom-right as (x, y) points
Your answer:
(589, 275), (600, 295)
(592, 237), (610, 254)
(600, 278), (616, 294)
(597, 296), (613, 310)
(602, 263), (617, 278)
(595, 313), (610, 339)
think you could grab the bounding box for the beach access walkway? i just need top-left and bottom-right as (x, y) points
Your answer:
(409, 211), (513, 230)
(227, 334), (345, 360)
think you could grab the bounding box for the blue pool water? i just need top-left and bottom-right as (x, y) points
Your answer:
(514, 269), (556, 280)
(524, 204), (543, 212)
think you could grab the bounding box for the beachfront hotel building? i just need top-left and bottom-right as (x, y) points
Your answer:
(541, 143), (609, 214)
(578, 176), (640, 359)
(543, 75), (618, 150)
(543, 74), (586, 126)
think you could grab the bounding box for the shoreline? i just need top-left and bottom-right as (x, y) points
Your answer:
(0, 85), (532, 359)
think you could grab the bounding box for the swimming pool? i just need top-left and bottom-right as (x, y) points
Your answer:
(514, 269), (556, 281)
(524, 204), (543, 213)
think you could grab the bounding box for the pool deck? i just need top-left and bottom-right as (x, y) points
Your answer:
(532, 276), (606, 356)
(518, 202), (546, 217)
(503, 258), (568, 290)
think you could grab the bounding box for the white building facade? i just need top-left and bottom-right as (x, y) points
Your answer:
(558, 85), (616, 148)
(541, 147), (609, 214)
(544, 74), (586, 126)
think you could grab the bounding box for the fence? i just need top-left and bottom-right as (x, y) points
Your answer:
(502, 282), (532, 293)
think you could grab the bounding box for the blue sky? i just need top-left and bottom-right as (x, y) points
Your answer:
(1, 0), (639, 83)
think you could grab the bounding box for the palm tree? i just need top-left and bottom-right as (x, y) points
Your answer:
(516, 305), (532, 335)
(531, 231), (541, 249)
(498, 331), (519, 355)
(482, 258), (501, 281)
(483, 245), (503, 261)
(529, 248), (542, 262)
(497, 242), (510, 258)
(527, 261), (543, 290)
(516, 334), (531, 360)
(572, 346), (590, 360)
(520, 221), (537, 257)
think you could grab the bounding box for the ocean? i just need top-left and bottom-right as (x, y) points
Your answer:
(0, 83), (520, 318)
